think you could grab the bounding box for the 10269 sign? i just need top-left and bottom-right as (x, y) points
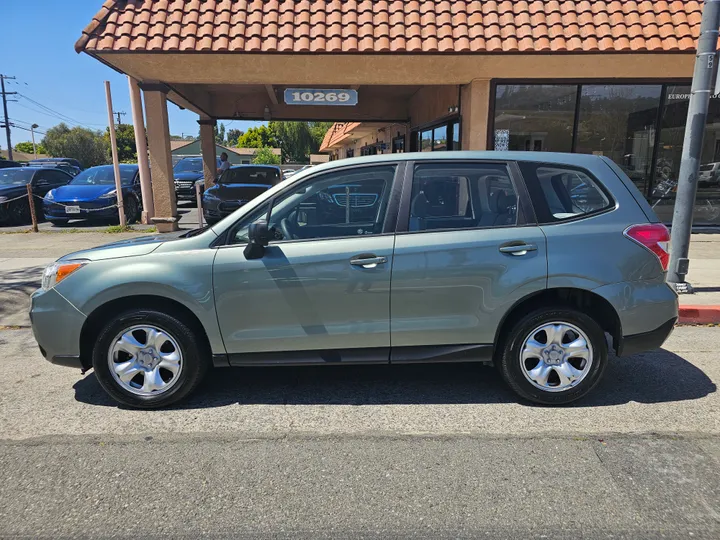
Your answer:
(284, 88), (358, 106)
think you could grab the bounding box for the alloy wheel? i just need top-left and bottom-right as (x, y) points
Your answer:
(108, 324), (183, 396)
(519, 322), (593, 393)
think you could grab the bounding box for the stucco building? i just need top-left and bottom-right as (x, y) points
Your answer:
(77, 0), (715, 230)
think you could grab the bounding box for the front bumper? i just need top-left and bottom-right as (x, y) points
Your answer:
(44, 200), (118, 220)
(30, 288), (87, 369)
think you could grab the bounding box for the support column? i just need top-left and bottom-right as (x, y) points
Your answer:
(198, 118), (217, 190)
(143, 87), (178, 232)
(128, 77), (154, 222)
(460, 79), (491, 151)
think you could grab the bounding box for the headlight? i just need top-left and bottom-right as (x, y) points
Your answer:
(42, 260), (88, 290)
(44, 190), (54, 201)
(203, 190), (219, 200)
(99, 190), (117, 199)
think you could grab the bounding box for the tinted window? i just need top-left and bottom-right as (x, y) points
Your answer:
(70, 166), (137, 186)
(494, 85), (577, 152)
(519, 163), (611, 223)
(221, 167), (280, 185)
(233, 165), (395, 243)
(409, 163), (518, 232)
(0, 169), (33, 185)
(174, 158), (204, 172)
(46, 170), (71, 184)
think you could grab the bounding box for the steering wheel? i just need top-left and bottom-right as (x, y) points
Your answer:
(280, 217), (294, 240)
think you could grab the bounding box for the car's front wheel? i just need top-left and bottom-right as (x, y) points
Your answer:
(92, 309), (209, 408)
(497, 307), (608, 405)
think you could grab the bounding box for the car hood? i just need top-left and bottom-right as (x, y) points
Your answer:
(206, 183), (272, 201)
(59, 233), (186, 262)
(52, 184), (118, 202)
(174, 171), (203, 181)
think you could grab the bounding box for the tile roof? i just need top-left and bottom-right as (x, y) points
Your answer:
(77, 0), (705, 54)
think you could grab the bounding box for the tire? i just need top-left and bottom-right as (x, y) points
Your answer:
(48, 219), (69, 227)
(123, 196), (139, 224)
(92, 309), (210, 409)
(9, 200), (31, 225)
(496, 307), (608, 405)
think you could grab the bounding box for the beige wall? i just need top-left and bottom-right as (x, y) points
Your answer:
(409, 86), (459, 128)
(460, 79), (491, 151)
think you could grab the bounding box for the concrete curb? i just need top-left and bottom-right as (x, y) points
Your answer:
(678, 305), (720, 325)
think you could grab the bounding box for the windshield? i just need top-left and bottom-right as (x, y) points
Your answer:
(69, 166), (136, 186)
(220, 167), (280, 185)
(0, 169), (33, 186)
(174, 158), (204, 173)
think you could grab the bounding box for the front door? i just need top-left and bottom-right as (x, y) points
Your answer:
(213, 163), (400, 363)
(390, 161), (548, 354)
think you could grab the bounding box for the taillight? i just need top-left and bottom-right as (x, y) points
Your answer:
(624, 223), (670, 271)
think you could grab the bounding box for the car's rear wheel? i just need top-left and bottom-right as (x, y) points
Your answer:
(497, 307), (608, 405)
(92, 309), (209, 408)
(9, 200), (31, 225)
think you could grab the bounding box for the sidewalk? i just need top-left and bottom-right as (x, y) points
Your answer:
(0, 231), (718, 326)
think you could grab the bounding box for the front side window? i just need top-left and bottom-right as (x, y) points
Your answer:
(409, 163), (518, 232)
(232, 165), (396, 243)
(519, 163), (612, 223)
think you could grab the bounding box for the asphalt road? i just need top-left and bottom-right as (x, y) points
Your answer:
(0, 325), (718, 538)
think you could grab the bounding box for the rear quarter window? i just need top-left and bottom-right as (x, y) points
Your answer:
(518, 162), (613, 223)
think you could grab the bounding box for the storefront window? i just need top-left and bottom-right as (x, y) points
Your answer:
(575, 85), (662, 195)
(654, 85), (720, 225)
(346, 148), (354, 158)
(392, 135), (405, 153)
(494, 84), (576, 152)
(433, 125), (447, 151)
(421, 130), (433, 152)
(452, 122), (460, 150)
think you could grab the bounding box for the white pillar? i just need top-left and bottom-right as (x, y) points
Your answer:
(128, 76), (154, 221)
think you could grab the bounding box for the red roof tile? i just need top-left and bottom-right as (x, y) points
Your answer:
(76, 0), (706, 54)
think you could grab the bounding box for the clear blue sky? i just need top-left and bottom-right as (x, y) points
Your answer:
(0, 1), (264, 149)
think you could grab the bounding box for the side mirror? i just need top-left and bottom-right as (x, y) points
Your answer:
(243, 220), (270, 260)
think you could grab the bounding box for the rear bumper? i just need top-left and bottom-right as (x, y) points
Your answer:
(618, 317), (676, 357)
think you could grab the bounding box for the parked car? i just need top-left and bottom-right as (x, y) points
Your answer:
(31, 152), (678, 409)
(0, 160), (23, 169)
(698, 162), (720, 187)
(29, 157), (83, 170)
(202, 165), (281, 225)
(283, 165), (311, 179)
(29, 160), (82, 177)
(0, 167), (72, 225)
(43, 164), (142, 225)
(173, 156), (221, 201)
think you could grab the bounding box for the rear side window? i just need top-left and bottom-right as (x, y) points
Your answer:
(409, 163), (519, 232)
(519, 163), (612, 223)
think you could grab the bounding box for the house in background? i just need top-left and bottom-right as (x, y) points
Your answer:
(170, 139), (281, 165)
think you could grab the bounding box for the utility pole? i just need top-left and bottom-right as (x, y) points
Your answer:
(30, 124), (38, 158)
(0, 74), (17, 161)
(667, 0), (720, 293)
(114, 110), (126, 125)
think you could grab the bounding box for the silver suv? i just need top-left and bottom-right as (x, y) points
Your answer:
(30, 152), (678, 408)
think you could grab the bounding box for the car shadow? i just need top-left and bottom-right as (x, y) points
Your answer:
(73, 348), (716, 409)
(0, 266), (42, 324)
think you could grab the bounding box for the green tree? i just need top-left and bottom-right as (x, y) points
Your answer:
(41, 123), (108, 168)
(14, 141), (46, 154)
(237, 125), (278, 148)
(226, 128), (243, 147)
(104, 123), (137, 162)
(252, 147), (281, 165)
(269, 121), (332, 162)
(214, 122), (226, 144)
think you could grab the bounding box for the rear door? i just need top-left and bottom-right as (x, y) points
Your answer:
(390, 161), (547, 356)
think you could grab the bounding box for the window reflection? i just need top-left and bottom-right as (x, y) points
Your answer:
(421, 130), (433, 152)
(494, 85), (576, 152)
(575, 85), (661, 196)
(433, 125), (447, 151)
(452, 122), (460, 150)
(654, 85), (720, 225)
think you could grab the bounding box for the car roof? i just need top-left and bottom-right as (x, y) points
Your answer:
(229, 164), (280, 169)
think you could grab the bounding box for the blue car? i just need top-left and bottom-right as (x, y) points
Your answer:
(43, 164), (142, 226)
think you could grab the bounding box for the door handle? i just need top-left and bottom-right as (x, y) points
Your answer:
(499, 243), (538, 256)
(350, 255), (388, 269)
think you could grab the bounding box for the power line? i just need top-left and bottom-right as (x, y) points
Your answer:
(17, 93), (106, 128)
